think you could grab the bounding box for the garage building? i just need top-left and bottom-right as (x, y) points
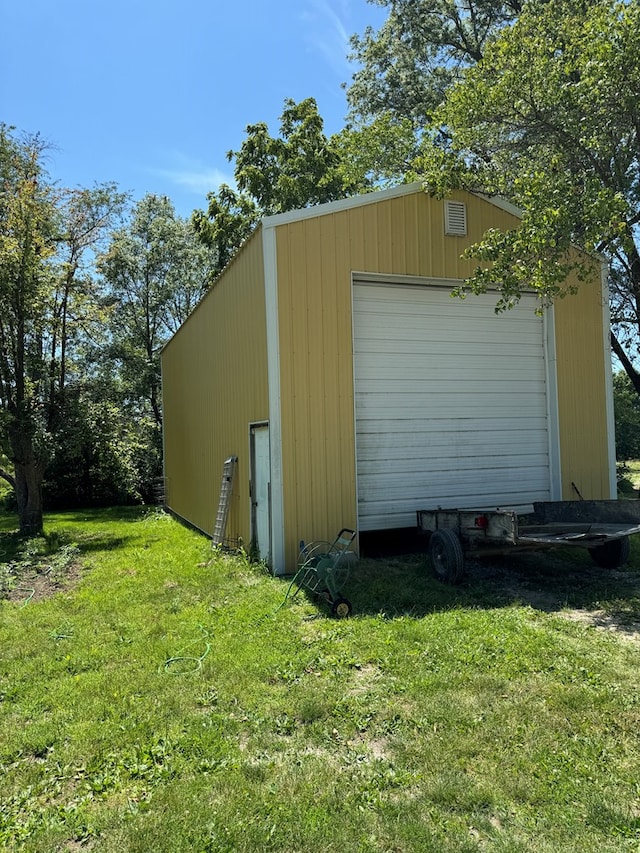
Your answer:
(161, 184), (615, 574)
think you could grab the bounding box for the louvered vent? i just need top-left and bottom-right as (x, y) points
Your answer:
(444, 200), (467, 236)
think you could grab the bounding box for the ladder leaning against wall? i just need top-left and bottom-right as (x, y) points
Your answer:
(212, 456), (237, 547)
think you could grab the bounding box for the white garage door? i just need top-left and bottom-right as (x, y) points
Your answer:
(353, 281), (554, 531)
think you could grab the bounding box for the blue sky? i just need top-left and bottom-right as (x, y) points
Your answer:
(2, 0), (386, 218)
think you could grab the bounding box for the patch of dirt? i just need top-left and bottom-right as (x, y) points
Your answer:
(560, 608), (640, 643)
(3, 561), (85, 604)
(350, 663), (382, 695)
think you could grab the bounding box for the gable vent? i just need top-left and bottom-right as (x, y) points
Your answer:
(444, 200), (467, 236)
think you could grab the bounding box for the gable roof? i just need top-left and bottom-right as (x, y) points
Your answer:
(261, 182), (523, 229)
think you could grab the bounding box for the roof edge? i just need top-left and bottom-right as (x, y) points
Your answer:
(160, 223), (264, 355)
(261, 182), (424, 228)
(260, 182), (524, 229)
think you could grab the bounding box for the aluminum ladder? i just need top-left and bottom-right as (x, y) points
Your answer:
(212, 456), (237, 546)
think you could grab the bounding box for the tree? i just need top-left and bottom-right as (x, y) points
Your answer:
(43, 389), (143, 509)
(0, 127), (58, 534)
(99, 194), (216, 491)
(334, 113), (421, 189)
(346, 0), (521, 127)
(0, 125), (129, 532)
(48, 184), (127, 405)
(192, 184), (260, 279)
(415, 0), (640, 391)
(613, 371), (640, 462)
(193, 98), (369, 274)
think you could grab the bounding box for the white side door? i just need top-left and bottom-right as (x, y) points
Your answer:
(250, 424), (271, 561)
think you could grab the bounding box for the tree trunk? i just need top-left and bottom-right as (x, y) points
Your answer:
(11, 431), (44, 536)
(14, 460), (44, 536)
(611, 331), (640, 396)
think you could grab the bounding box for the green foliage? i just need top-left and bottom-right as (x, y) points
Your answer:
(193, 98), (370, 276)
(334, 113), (421, 188)
(418, 0), (640, 381)
(613, 371), (640, 461)
(0, 127), (130, 530)
(0, 126), (60, 534)
(42, 391), (143, 509)
(191, 184), (260, 277)
(232, 97), (364, 214)
(99, 194), (216, 429)
(346, 0), (521, 126)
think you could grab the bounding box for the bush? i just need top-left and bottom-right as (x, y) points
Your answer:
(43, 393), (143, 509)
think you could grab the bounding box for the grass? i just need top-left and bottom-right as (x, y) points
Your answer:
(618, 460), (640, 497)
(1, 507), (639, 852)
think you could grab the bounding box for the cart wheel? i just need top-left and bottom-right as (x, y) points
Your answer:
(588, 536), (630, 569)
(331, 596), (352, 618)
(429, 528), (465, 584)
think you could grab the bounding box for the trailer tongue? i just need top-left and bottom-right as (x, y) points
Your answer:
(417, 500), (640, 584)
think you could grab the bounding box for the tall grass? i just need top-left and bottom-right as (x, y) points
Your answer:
(1, 508), (639, 852)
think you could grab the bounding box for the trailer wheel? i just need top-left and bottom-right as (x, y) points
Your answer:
(429, 528), (465, 584)
(331, 596), (352, 618)
(589, 536), (631, 569)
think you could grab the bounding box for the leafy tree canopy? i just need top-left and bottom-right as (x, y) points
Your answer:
(346, 0), (521, 127)
(0, 125), (127, 531)
(414, 0), (640, 389)
(192, 98), (370, 276)
(99, 193), (216, 429)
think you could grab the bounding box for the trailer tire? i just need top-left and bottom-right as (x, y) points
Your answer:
(331, 596), (352, 618)
(589, 536), (631, 569)
(429, 529), (465, 584)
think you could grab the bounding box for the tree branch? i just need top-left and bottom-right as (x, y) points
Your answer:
(611, 330), (640, 396)
(0, 467), (16, 489)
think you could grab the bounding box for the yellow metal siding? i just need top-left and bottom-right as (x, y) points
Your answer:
(162, 228), (268, 541)
(275, 190), (611, 569)
(553, 266), (611, 499)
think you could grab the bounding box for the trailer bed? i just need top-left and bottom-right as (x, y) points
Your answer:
(417, 500), (640, 583)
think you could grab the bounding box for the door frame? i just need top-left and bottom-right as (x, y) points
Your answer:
(249, 421), (271, 564)
(351, 275), (562, 530)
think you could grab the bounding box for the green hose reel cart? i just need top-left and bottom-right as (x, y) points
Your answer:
(294, 528), (356, 617)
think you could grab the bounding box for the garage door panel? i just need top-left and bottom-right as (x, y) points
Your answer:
(358, 313), (539, 336)
(356, 340), (544, 359)
(355, 364), (545, 383)
(356, 394), (548, 419)
(357, 452), (550, 476)
(357, 319), (541, 348)
(358, 464), (551, 494)
(356, 416), (549, 435)
(354, 282), (552, 531)
(357, 428), (548, 455)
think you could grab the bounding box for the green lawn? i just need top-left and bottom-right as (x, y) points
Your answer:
(1, 508), (639, 852)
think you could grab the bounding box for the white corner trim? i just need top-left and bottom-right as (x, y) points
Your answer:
(601, 261), (617, 498)
(262, 224), (286, 575)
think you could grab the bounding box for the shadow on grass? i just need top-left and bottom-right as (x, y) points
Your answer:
(337, 536), (640, 628)
(0, 531), (24, 563)
(0, 530), (136, 566)
(0, 505), (152, 567)
(44, 505), (150, 525)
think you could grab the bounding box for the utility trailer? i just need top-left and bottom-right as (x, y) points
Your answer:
(417, 500), (640, 584)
